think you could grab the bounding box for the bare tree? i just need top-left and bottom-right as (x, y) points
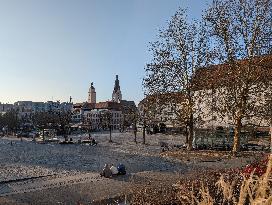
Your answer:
(138, 95), (159, 144)
(121, 103), (138, 133)
(0, 110), (19, 134)
(32, 111), (71, 141)
(205, 0), (272, 154)
(138, 99), (157, 145)
(99, 110), (113, 142)
(138, 95), (162, 128)
(143, 8), (212, 150)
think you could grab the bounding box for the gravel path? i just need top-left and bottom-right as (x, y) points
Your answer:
(0, 132), (187, 204)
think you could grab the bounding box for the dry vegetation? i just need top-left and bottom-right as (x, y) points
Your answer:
(161, 149), (268, 164)
(130, 154), (272, 205)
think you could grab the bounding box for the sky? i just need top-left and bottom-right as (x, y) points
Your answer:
(0, 0), (211, 105)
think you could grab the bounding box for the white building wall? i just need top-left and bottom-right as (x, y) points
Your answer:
(193, 87), (270, 129)
(84, 109), (123, 130)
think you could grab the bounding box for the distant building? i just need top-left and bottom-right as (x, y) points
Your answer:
(32, 102), (46, 112)
(112, 75), (122, 103)
(14, 101), (33, 119)
(72, 75), (137, 130)
(72, 101), (123, 130)
(0, 103), (14, 114)
(60, 102), (73, 112)
(84, 101), (123, 130)
(72, 102), (86, 123)
(88, 82), (96, 104)
(14, 100), (73, 120)
(45, 101), (61, 112)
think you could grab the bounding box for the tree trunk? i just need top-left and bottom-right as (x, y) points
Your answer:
(133, 122), (137, 143)
(143, 121), (146, 144)
(185, 126), (189, 144)
(42, 128), (45, 142)
(187, 114), (194, 150)
(134, 130), (137, 143)
(109, 126), (112, 142)
(233, 116), (242, 155)
(270, 123), (272, 153)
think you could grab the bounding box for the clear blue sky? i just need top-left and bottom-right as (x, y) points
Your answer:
(0, 0), (211, 105)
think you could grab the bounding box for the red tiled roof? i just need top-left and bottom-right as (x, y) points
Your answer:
(73, 103), (84, 108)
(73, 101), (122, 110)
(84, 103), (95, 109)
(95, 101), (121, 110)
(192, 54), (272, 90)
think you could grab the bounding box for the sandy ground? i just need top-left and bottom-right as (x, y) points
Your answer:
(0, 132), (265, 204)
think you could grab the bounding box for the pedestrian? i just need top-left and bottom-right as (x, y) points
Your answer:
(117, 163), (126, 175)
(110, 164), (118, 175)
(100, 164), (112, 178)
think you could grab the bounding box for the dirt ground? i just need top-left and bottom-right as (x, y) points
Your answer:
(0, 132), (268, 204)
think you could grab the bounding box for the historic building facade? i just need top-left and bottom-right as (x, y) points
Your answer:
(72, 75), (137, 131)
(83, 102), (123, 130)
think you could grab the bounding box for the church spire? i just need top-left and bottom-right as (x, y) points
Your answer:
(112, 75), (122, 103)
(114, 75), (120, 92)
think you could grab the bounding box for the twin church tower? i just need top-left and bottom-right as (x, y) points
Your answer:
(87, 75), (122, 104)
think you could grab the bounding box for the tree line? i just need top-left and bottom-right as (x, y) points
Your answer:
(0, 110), (72, 135)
